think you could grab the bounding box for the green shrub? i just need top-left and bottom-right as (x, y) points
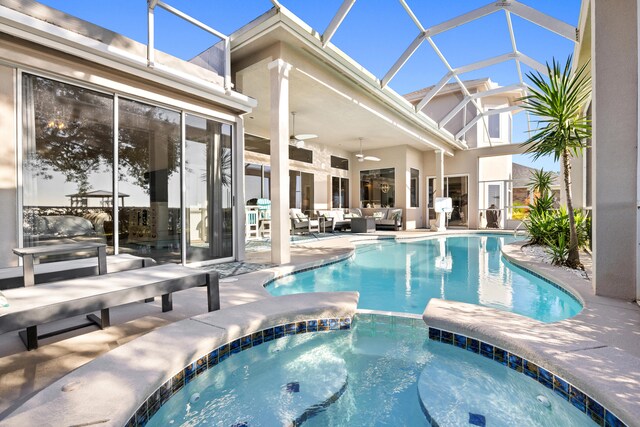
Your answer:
(525, 209), (556, 245)
(525, 206), (591, 251)
(528, 193), (555, 216)
(545, 233), (569, 265)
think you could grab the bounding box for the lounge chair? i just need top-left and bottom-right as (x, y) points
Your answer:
(289, 208), (319, 234)
(486, 208), (500, 228)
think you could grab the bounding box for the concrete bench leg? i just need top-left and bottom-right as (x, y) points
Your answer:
(207, 272), (220, 312)
(18, 309), (110, 351)
(86, 309), (110, 329)
(162, 293), (172, 312)
(18, 326), (38, 351)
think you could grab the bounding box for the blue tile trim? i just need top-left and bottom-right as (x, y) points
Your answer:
(425, 327), (627, 427)
(502, 258), (582, 306)
(262, 256), (352, 289)
(125, 317), (351, 427)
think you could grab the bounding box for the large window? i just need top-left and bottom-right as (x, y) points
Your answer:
(332, 177), (349, 208)
(21, 73), (235, 265)
(185, 115), (233, 263)
(331, 155), (349, 171)
(22, 74), (114, 253)
(488, 112), (500, 138)
(360, 168), (395, 208)
(289, 170), (314, 213)
(410, 168), (419, 207)
(289, 146), (313, 163)
(118, 99), (181, 263)
(245, 134), (270, 155)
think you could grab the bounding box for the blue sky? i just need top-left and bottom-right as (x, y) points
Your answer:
(38, 0), (582, 171)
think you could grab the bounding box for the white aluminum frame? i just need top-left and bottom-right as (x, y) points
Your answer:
(147, 0), (232, 92)
(370, 0), (578, 142)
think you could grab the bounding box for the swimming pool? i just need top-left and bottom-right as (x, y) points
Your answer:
(268, 235), (582, 322)
(146, 315), (595, 426)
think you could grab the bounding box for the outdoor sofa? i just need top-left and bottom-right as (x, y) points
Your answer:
(316, 208), (403, 231)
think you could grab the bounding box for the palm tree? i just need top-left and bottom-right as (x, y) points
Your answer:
(519, 56), (591, 268)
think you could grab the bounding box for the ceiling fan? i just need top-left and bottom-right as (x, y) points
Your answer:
(356, 137), (380, 162)
(289, 112), (317, 148)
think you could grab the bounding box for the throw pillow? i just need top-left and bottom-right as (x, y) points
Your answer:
(373, 212), (384, 219)
(0, 290), (9, 308)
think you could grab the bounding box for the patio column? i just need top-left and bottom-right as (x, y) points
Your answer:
(434, 149), (446, 231)
(592, 0), (638, 300)
(268, 59), (292, 265)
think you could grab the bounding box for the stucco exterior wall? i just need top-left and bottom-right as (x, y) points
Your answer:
(424, 92), (479, 148)
(591, 0), (638, 300)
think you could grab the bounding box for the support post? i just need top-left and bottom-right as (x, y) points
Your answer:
(434, 150), (446, 232)
(267, 59), (292, 265)
(592, 0), (638, 299)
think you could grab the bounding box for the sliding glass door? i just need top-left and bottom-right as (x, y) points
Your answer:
(427, 175), (469, 228)
(21, 72), (236, 265)
(289, 170), (314, 214)
(118, 99), (181, 263)
(22, 74), (114, 253)
(185, 115), (233, 262)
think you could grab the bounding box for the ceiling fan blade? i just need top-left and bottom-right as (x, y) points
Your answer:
(355, 153), (364, 158)
(294, 133), (317, 140)
(364, 156), (381, 161)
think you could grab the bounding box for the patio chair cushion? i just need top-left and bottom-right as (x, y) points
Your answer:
(388, 209), (402, 221)
(348, 208), (363, 217)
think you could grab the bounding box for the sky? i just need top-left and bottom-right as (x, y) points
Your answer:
(37, 0), (583, 171)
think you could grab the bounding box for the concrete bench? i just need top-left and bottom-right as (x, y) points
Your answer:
(0, 264), (219, 350)
(0, 254), (155, 290)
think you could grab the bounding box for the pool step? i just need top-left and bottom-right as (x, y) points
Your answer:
(417, 341), (595, 426)
(163, 337), (348, 426)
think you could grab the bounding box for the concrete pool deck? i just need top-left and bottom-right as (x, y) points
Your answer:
(0, 230), (639, 425)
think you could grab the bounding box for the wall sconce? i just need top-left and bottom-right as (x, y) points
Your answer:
(380, 183), (390, 194)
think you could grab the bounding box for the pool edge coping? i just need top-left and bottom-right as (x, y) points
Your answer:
(0, 292), (360, 427)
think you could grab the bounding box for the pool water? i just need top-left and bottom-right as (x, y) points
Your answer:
(147, 317), (594, 426)
(268, 235), (582, 322)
